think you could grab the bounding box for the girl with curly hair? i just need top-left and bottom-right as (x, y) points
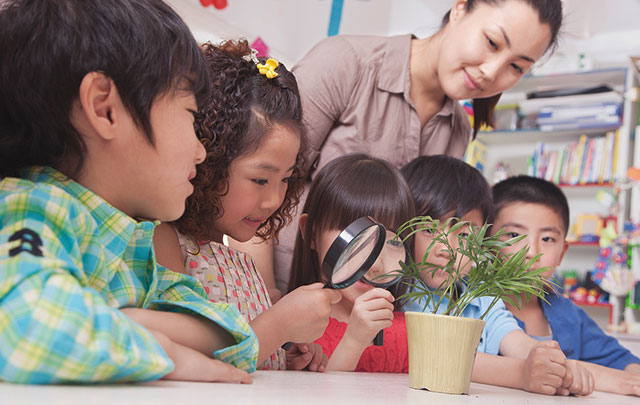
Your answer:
(154, 39), (341, 372)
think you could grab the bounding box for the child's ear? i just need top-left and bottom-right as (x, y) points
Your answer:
(298, 213), (315, 250)
(74, 71), (121, 141)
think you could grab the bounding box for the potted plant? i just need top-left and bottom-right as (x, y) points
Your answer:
(393, 217), (550, 395)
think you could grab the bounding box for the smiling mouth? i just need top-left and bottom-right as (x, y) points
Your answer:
(463, 69), (482, 91)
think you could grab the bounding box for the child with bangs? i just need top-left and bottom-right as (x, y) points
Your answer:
(288, 153), (415, 373)
(0, 0), (256, 384)
(153, 39), (340, 372)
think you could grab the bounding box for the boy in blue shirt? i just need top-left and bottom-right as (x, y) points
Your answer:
(493, 175), (640, 396)
(0, 0), (257, 384)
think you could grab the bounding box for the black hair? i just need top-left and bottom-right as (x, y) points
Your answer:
(492, 175), (570, 234)
(441, 0), (563, 137)
(0, 0), (210, 176)
(402, 155), (493, 223)
(288, 154), (416, 299)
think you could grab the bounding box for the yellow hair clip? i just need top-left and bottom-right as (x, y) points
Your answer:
(257, 58), (279, 79)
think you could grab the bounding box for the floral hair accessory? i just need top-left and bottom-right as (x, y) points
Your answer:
(257, 58), (279, 79)
(243, 48), (260, 64)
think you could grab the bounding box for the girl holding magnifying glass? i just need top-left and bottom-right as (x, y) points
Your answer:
(289, 154), (416, 373)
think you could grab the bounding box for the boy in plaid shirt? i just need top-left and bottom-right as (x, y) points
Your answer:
(0, 0), (257, 384)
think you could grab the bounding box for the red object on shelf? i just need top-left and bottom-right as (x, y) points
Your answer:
(571, 299), (613, 325)
(568, 241), (599, 246)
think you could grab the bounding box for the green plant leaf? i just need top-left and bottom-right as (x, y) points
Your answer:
(395, 216), (548, 318)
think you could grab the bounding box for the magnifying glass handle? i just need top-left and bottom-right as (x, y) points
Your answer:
(373, 330), (384, 346)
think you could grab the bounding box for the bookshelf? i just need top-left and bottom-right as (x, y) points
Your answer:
(478, 66), (640, 290)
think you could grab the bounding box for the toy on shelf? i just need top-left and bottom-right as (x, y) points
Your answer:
(571, 286), (588, 303)
(574, 214), (602, 244)
(591, 223), (638, 329)
(562, 270), (578, 295)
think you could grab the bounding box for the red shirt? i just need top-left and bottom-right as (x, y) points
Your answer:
(315, 312), (408, 373)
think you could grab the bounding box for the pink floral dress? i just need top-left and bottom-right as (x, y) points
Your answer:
(177, 232), (286, 370)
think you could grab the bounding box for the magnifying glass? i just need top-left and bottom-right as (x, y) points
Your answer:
(322, 216), (409, 346)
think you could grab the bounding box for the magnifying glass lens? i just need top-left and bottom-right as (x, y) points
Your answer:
(331, 225), (380, 284)
(363, 229), (405, 287)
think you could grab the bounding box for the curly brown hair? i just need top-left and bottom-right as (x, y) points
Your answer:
(174, 39), (307, 244)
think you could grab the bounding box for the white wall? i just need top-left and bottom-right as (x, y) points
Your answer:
(168, 0), (640, 69)
(166, 0), (393, 67)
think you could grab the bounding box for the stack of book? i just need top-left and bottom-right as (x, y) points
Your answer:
(527, 130), (620, 185)
(518, 89), (624, 132)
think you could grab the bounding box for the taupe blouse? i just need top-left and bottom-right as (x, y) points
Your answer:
(292, 34), (471, 178)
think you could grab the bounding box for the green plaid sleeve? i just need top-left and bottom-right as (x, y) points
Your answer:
(0, 183), (174, 383)
(151, 267), (259, 372)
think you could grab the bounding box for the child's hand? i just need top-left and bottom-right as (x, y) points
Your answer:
(275, 283), (342, 343)
(560, 359), (594, 396)
(343, 288), (394, 348)
(286, 342), (328, 372)
(521, 340), (569, 395)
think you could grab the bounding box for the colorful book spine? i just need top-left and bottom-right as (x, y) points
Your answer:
(579, 137), (595, 185)
(571, 134), (588, 185)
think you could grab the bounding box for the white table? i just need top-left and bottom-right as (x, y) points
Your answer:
(2, 370), (637, 405)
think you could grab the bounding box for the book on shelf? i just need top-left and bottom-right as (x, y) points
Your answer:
(579, 137), (595, 185)
(463, 139), (487, 171)
(528, 131), (619, 185)
(572, 134), (588, 185)
(518, 91), (624, 116)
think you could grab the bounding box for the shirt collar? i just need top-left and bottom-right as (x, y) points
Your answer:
(377, 34), (413, 94)
(22, 166), (157, 250)
(376, 34), (457, 122)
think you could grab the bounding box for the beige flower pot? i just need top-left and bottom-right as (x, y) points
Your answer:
(406, 312), (486, 395)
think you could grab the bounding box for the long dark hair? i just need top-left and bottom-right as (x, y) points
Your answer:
(441, 0), (563, 136)
(288, 154), (416, 302)
(402, 155), (493, 223)
(175, 39), (307, 244)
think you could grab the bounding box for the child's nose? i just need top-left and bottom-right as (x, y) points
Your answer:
(194, 139), (206, 165)
(433, 239), (450, 259)
(525, 240), (540, 260)
(261, 183), (283, 212)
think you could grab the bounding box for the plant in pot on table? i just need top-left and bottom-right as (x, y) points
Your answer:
(392, 217), (550, 395)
